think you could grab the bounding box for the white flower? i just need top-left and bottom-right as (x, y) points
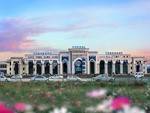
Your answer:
(37, 104), (48, 111)
(86, 99), (112, 113)
(96, 99), (112, 113)
(25, 104), (33, 111)
(118, 106), (146, 113)
(50, 107), (71, 113)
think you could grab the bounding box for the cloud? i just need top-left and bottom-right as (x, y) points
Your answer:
(0, 16), (117, 52)
(1, 0), (149, 53)
(0, 18), (42, 52)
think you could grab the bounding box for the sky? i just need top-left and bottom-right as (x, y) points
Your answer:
(0, 0), (150, 60)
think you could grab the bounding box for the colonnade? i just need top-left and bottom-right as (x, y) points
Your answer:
(10, 60), (59, 75)
(98, 60), (130, 75)
(26, 60), (59, 75)
(89, 60), (145, 75)
(9, 59), (145, 75)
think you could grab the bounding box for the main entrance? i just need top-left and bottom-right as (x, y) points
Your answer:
(74, 59), (83, 74)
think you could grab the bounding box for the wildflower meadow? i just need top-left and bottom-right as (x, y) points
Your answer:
(0, 81), (150, 113)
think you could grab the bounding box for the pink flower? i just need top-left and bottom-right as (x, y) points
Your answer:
(14, 102), (27, 112)
(111, 96), (131, 110)
(86, 89), (107, 98)
(0, 103), (14, 113)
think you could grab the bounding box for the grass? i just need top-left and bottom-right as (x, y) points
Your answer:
(0, 81), (150, 113)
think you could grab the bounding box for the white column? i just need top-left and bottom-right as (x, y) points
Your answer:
(11, 61), (14, 75)
(105, 61), (108, 74)
(42, 61), (45, 74)
(140, 64), (142, 72)
(95, 61), (97, 74)
(72, 61), (75, 74)
(50, 63), (53, 75)
(112, 61), (115, 74)
(97, 63), (99, 74)
(87, 61), (90, 74)
(33, 61), (37, 75)
(131, 61), (135, 74)
(128, 62), (131, 74)
(145, 65), (147, 74)
(19, 62), (22, 75)
(25, 61), (29, 75)
(6, 63), (10, 75)
(60, 63), (63, 74)
(120, 61), (123, 74)
(58, 64), (60, 74)
(68, 62), (71, 74)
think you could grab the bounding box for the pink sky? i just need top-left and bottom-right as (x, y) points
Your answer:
(0, 0), (150, 60)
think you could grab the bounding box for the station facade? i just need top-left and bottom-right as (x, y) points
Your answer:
(0, 46), (148, 76)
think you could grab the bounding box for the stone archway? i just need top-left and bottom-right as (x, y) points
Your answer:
(37, 61), (42, 75)
(108, 61), (112, 75)
(45, 61), (50, 74)
(74, 59), (83, 74)
(14, 62), (19, 75)
(53, 60), (58, 75)
(123, 61), (128, 74)
(99, 60), (105, 74)
(29, 61), (34, 74)
(136, 65), (140, 72)
(90, 61), (95, 74)
(62, 59), (68, 74)
(115, 61), (120, 74)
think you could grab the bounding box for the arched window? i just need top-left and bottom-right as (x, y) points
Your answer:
(90, 61), (95, 74)
(108, 61), (112, 75)
(123, 61), (128, 74)
(136, 65), (140, 72)
(45, 61), (50, 74)
(37, 61), (42, 75)
(115, 61), (120, 74)
(29, 61), (34, 74)
(62, 60), (68, 74)
(14, 62), (19, 75)
(100, 60), (105, 74)
(53, 60), (58, 75)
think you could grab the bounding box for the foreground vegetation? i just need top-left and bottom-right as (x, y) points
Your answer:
(0, 81), (150, 113)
